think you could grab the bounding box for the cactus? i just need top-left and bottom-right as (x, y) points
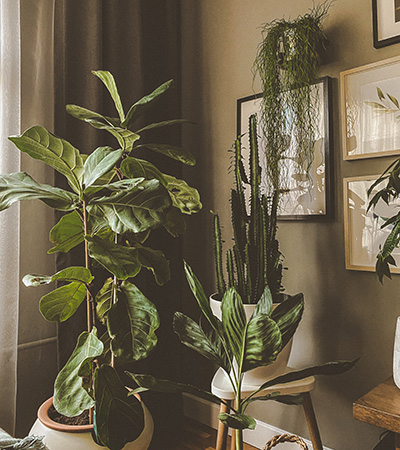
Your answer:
(213, 114), (284, 303)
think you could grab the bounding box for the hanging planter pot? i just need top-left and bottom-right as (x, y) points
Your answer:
(209, 294), (292, 385)
(30, 396), (154, 450)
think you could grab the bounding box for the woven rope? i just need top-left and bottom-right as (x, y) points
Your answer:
(263, 433), (309, 449)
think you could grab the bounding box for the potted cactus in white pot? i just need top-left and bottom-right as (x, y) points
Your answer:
(0, 70), (201, 450)
(210, 114), (292, 384)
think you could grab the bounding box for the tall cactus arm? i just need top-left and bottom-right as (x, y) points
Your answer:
(249, 114), (261, 233)
(234, 137), (248, 214)
(226, 249), (235, 289)
(231, 189), (247, 258)
(213, 213), (226, 297)
(244, 243), (253, 304)
(233, 244), (246, 300)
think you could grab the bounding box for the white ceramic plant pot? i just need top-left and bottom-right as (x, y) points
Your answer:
(29, 396), (154, 450)
(210, 294), (292, 385)
(394, 316), (400, 389)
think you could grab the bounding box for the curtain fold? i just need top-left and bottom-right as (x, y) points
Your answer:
(0, 0), (21, 435)
(54, 2), (183, 446)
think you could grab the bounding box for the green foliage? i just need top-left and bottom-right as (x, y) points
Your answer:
(213, 115), (284, 303)
(128, 262), (357, 445)
(367, 157), (400, 282)
(253, 3), (330, 191)
(2, 70), (202, 449)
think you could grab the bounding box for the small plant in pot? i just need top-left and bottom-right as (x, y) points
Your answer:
(0, 71), (201, 450)
(128, 115), (356, 450)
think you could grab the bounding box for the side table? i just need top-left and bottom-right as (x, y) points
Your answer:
(353, 377), (400, 449)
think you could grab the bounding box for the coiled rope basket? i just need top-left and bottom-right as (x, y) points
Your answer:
(263, 434), (308, 449)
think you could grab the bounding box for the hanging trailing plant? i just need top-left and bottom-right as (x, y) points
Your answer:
(253, 2), (331, 193)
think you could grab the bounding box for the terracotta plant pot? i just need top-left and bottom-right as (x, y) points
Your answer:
(209, 294), (292, 385)
(29, 396), (154, 450)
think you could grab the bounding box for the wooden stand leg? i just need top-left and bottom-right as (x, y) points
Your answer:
(396, 432), (400, 450)
(302, 392), (323, 450)
(216, 400), (231, 450)
(230, 429), (236, 450)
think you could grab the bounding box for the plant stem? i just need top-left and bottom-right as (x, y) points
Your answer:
(235, 429), (243, 450)
(82, 198), (94, 425)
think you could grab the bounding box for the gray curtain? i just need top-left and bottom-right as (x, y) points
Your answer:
(54, 1), (184, 447)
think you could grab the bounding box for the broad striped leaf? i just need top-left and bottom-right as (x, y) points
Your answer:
(173, 312), (230, 372)
(54, 328), (103, 417)
(9, 126), (84, 194)
(107, 281), (159, 361)
(271, 293), (304, 348)
(218, 413), (256, 431)
(94, 365), (144, 450)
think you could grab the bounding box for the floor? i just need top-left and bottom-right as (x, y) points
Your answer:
(170, 418), (258, 450)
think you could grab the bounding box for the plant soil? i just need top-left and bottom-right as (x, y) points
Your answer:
(48, 405), (89, 426)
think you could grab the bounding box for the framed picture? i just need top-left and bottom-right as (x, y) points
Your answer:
(341, 56), (400, 160)
(343, 175), (400, 273)
(237, 76), (333, 220)
(372, 0), (400, 48)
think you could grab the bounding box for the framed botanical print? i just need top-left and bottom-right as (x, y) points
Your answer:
(237, 76), (333, 220)
(341, 56), (400, 160)
(372, 0), (400, 48)
(344, 175), (400, 273)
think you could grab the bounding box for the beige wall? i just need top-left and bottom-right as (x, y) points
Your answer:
(181, 1), (400, 449)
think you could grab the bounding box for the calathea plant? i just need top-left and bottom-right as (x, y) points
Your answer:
(129, 262), (356, 450)
(213, 114), (284, 303)
(0, 71), (201, 450)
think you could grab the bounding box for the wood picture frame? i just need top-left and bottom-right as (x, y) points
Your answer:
(341, 56), (400, 160)
(372, 0), (400, 49)
(237, 76), (333, 221)
(343, 175), (400, 273)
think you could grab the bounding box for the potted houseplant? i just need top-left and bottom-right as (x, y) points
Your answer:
(253, 3), (330, 191)
(0, 70), (201, 450)
(129, 262), (356, 450)
(128, 115), (356, 450)
(211, 114), (290, 384)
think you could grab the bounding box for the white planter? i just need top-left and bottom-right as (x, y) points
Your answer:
(394, 316), (400, 389)
(29, 397), (154, 450)
(210, 294), (292, 385)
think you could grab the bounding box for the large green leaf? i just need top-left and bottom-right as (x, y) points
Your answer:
(106, 127), (140, 153)
(164, 174), (202, 214)
(96, 278), (114, 323)
(218, 413), (256, 431)
(127, 373), (222, 406)
(221, 288), (246, 364)
(0, 172), (79, 212)
(254, 286), (273, 316)
(122, 80), (173, 128)
(135, 143), (196, 166)
(246, 360), (358, 403)
(94, 365), (144, 450)
(173, 312), (230, 372)
(87, 179), (170, 234)
(84, 147), (123, 188)
(107, 281), (159, 361)
(120, 157), (167, 186)
(135, 119), (191, 134)
(271, 293), (304, 348)
(243, 313), (282, 372)
(9, 126), (84, 194)
(92, 70), (125, 122)
(48, 210), (84, 254)
(136, 245), (170, 286)
(39, 282), (87, 322)
(87, 236), (141, 280)
(23, 266), (93, 287)
(65, 104), (119, 129)
(184, 261), (221, 333)
(53, 328), (103, 417)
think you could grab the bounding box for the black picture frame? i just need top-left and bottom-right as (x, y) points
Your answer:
(237, 76), (333, 221)
(372, 0), (400, 49)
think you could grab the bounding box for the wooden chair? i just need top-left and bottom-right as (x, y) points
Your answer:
(211, 367), (323, 450)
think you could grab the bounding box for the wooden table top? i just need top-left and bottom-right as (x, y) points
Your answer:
(353, 377), (400, 433)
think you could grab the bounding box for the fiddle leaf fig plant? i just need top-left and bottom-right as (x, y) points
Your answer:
(0, 70), (201, 450)
(128, 262), (357, 450)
